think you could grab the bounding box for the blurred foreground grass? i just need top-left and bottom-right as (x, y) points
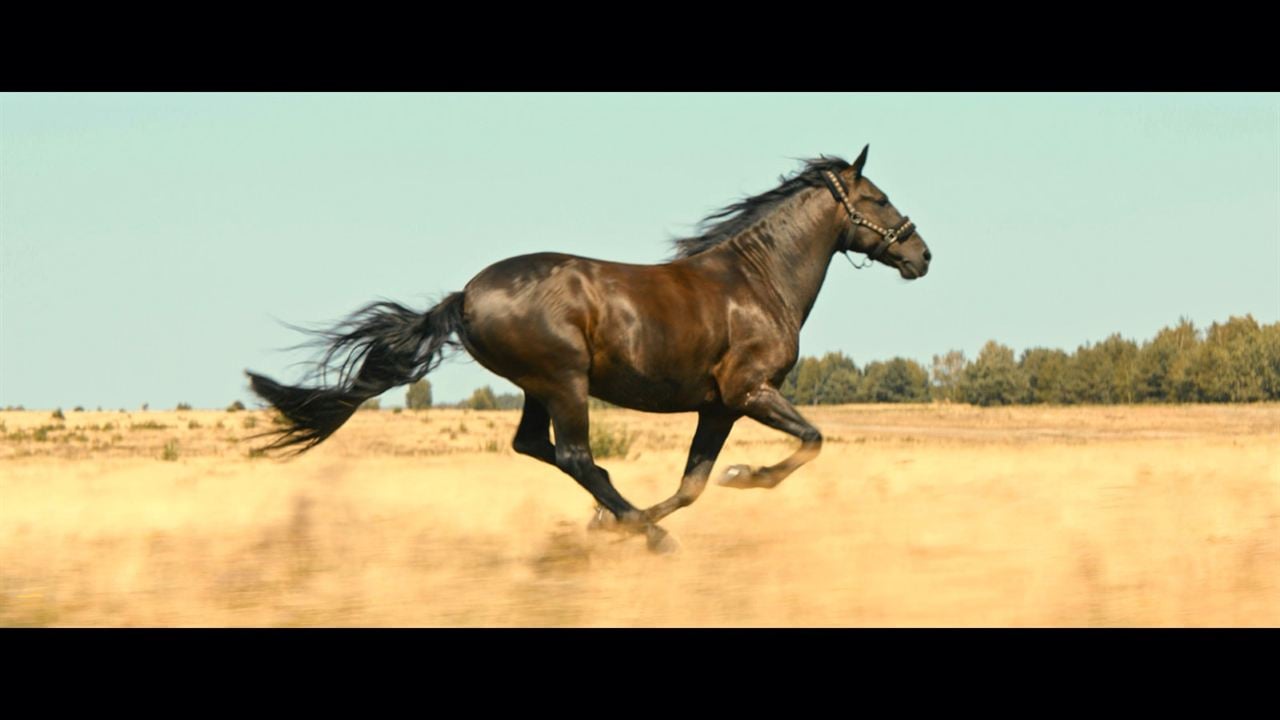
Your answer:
(1, 404), (1277, 626)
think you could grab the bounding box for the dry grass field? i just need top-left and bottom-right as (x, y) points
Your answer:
(1, 403), (1277, 627)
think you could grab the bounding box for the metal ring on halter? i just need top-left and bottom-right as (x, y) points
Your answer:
(843, 252), (872, 270)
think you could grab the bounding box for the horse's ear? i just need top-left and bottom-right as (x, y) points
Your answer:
(852, 144), (869, 179)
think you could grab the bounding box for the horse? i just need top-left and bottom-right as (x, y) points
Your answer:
(246, 145), (931, 552)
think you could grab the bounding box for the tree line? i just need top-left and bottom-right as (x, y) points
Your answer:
(403, 380), (524, 410)
(781, 315), (1280, 406)
(394, 315), (1277, 410)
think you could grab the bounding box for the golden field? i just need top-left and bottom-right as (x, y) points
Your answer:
(1, 403), (1277, 627)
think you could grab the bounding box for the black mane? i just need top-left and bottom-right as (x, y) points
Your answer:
(671, 155), (851, 259)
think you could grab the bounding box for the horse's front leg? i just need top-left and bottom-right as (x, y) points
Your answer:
(642, 408), (737, 525)
(717, 385), (822, 489)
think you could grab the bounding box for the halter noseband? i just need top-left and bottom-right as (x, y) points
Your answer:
(820, 170), (916, 264)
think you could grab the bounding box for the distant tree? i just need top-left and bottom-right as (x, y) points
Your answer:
(1099, 334), (1140, 403)
(781, 352), (861, 405)
(359, 398), (381, 411)
(1020, 347), (1070, 404)
(858, 357), (930, 403)
(1060, 334), (1138, 404)
(465, 386), (498, 410)
(1061, 345), (1100, 404)
(783, 357), (824, 405)
(930, 350), (967, 402)
(1070, 333), (1141, 404)
(227, 400), (245, 412)
(818, 365), (861, 404)
(1185, 315), (1267, 402)
(493, 392), (524, 410)
(816, 352), (862, 404)
(406, 379), (433, 410)
(176, 402), (193, 411)
(1261, 321), (1280, 400)
(1132, 318), (1198, 402)
(958, 341), (1028, 406)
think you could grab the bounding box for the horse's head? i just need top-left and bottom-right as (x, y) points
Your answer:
(825, 145), (931, 280)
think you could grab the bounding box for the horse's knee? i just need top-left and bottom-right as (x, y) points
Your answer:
(800, 426), (823, 446)
(554, 444), (594, 477)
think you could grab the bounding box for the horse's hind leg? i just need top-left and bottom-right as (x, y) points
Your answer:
(718, 385), (822, 490)
(643, 408), (736, 524)
(511, 395), (556, 466)
(511, 390), (614, 526)
(542, 381), (676, 553)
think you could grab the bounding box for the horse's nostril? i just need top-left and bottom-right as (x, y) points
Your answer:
(923, 249), (932, 262)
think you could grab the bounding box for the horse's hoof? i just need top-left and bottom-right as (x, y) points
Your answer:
(587, 506), (620, 533)
(718, 464), (758, 489)
(646, 525), (680, 555)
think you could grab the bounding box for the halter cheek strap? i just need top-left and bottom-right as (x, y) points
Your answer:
(820, 170), (916, 263)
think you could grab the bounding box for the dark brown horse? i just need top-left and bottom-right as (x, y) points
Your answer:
(247, 145), (930, 552)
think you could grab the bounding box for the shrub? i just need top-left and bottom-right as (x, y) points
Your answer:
(359, 398), (381, 411)
(176, 402), (193, 411)
(464, 386), (497, 410)
(590, 424), (634, 460)
(227, 400), (245, 412)
(52, 408), (65, 421)
(406, 379), (433, 410)
(459, 386), (525, 410)
(162, 440), (179, 461)
(493, 392), (524, 410)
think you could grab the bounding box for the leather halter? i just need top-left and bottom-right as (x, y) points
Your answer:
(820, 170), (916, 262)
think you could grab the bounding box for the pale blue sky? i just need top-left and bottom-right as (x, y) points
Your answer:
(2, 93), (1277, 409)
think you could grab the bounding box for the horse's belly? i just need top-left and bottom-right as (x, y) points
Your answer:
(587, 361), (718, 413)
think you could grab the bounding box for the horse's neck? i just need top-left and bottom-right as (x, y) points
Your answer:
(721, 192), (840, 331)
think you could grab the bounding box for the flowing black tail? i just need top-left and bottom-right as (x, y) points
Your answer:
(246, 293), (465, 456)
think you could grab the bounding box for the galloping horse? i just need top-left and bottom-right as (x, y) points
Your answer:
(247, 145), (931, 551)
